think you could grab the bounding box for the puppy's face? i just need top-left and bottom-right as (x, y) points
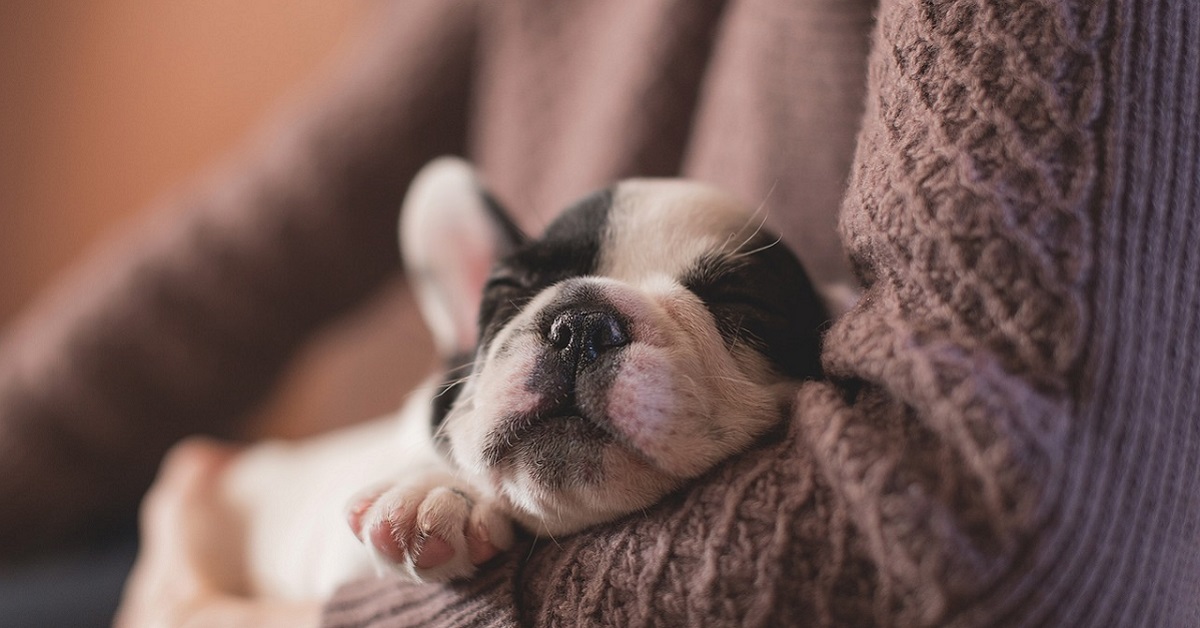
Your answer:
(403, 161), (825, 536)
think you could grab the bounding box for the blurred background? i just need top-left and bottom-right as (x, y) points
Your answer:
(0, 0), (433, 439)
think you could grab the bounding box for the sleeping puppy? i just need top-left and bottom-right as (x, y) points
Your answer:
(218, 158), (826, 598)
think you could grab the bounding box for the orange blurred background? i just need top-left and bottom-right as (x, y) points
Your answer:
(0, 0), (433, 438)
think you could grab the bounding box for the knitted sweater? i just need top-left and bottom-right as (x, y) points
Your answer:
(1, 0), (1197, 626)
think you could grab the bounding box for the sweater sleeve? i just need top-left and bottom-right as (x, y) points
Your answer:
(325, 0), (1200, 626)
(795, 0), (1105, 621)
(0, 0), (477, 559)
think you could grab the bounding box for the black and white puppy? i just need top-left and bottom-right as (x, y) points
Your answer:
(219, 158), (826, 598)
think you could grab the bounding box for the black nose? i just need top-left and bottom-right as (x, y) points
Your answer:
(546, 310), (630, 367)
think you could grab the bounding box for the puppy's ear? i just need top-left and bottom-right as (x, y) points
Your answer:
(401, 157), (525, 358)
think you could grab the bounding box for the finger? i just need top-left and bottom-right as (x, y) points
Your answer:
(140, 438), (239, 550)
(117, 590), (322, 628)
(160, 437), (241, 486)
(118, 439), (247, 628)
(183, 597), (322, 628)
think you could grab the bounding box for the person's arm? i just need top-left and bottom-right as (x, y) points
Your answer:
(0, 0), (478, 560)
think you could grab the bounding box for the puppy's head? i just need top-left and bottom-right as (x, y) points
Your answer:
(402, 158), (826, 535)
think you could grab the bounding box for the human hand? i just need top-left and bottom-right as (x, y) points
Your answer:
(113, 438), (320, 628)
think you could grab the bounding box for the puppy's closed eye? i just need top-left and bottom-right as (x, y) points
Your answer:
(483, 268), (531, 293)
(684, 249), (823, 379)
(688, 257), (780, 313)
(479, 269), (538, 339)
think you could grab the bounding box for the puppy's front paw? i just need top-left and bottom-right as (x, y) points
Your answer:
(345, 475), (514, 583)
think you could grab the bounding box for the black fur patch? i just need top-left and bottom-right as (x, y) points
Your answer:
(430, 351), (474, 454)
(684, 230), (827, 379)
(478, 187), (528, 249)
(476, 188), (614, 352)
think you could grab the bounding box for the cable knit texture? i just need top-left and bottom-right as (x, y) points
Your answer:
(810, 0), (1102, 622)
(1, 0), (1198, 626)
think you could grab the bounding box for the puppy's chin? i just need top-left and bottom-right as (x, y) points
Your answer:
(451, 396), (689, 535)
(488, 437), (680, 536)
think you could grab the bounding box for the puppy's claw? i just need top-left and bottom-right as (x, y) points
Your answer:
(345, 492), (379, 540)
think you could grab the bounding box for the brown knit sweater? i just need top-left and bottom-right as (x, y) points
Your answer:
(1, 0), (1197, 626)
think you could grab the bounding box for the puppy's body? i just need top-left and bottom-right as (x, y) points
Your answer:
(221, 386), (443, 598)
(217, 159), (826, 599)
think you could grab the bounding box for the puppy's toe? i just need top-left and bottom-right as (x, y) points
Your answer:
(413, 535), (454, 569)
(364, 511), (414, 565)
(349, 479), (506, 582)
(465, 502), (515, 565)
(409, 486), (473, 578)
(345, 486), (387, 540)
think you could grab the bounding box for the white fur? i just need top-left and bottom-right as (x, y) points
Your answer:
(220, 383), (441, 598)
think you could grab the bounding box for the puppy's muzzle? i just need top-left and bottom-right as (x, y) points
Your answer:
(480, 303), (632, 479)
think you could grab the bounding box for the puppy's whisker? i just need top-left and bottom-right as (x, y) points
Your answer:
(730, 181), (777, 256)
(539, 515), (563, 550)
(433, 374), (474, 395)
(733, 324), (747, 348)
(730, 233), (784, 260)
(732, 211), (770, 257)
(718, 187), (768, 252)
(430, 419), (452, 446)
(398, 370), (470, 406)
(525, 536), (540, 563)
(742, 182), (773, 233)
(442, 360), (481, 376)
